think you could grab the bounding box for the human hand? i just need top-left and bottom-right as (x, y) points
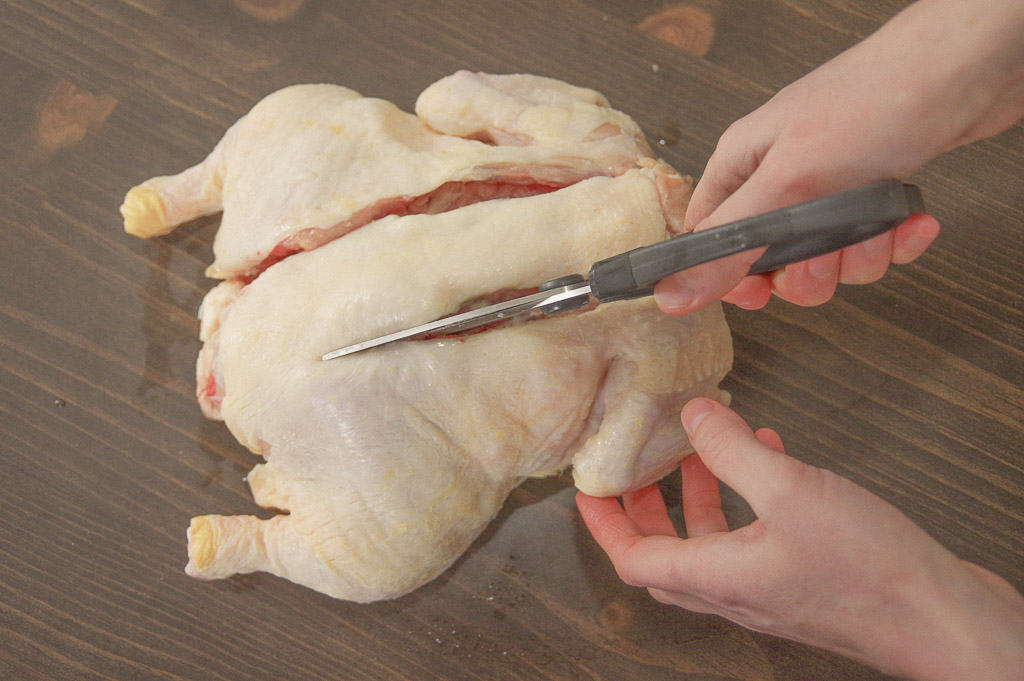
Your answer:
(655, 0), (1024, 315)
(576, 398), (1024, 681)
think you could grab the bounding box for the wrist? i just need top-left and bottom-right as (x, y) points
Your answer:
(879, 557), (1024, 681)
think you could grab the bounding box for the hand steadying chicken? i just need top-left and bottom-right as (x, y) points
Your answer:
(579, 1), (1024, 679)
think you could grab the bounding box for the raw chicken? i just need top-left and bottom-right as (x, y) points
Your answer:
(123, 73), (733, 602)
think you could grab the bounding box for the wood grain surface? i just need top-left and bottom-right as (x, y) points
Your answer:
(2, 1), (1021, 679)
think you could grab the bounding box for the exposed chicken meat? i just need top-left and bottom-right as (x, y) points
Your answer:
(122, 73), (733, 602)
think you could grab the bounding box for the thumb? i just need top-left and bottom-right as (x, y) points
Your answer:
(681, 398), (805, 515)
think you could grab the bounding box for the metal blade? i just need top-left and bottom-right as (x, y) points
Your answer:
(321, 282), (592, 360)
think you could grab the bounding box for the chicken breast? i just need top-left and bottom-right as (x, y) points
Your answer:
(123, 73), (733, 602)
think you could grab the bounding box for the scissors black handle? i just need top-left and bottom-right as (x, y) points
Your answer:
(588, 180), (925, 302)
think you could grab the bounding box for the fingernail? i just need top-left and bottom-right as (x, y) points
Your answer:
(655, 277), (695, 313)
(807, 255), (836, 280)
(682, 398), (715, 433)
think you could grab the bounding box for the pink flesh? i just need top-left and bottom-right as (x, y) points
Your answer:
(419, 288), (537, 340)
(236, 177), (580, 283)
(198, 366), (223, 417)
(420, 287), (600, 340)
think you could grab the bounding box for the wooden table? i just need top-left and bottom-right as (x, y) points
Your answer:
(2, 1), (1021, 679)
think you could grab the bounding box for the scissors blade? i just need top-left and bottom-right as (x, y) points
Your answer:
(321, 282), (592, 361)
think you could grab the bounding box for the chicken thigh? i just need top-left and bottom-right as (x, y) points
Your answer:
(123, 73), (733, 602)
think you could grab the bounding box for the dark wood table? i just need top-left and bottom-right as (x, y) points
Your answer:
(2, 1), (1021, 679)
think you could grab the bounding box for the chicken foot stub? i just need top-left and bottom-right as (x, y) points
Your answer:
(186, 170), (732, 602)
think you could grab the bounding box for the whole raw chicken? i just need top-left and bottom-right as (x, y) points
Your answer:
(122, 72), (733, 602)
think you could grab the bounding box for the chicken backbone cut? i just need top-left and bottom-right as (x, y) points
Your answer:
(122, 71), (733, 603)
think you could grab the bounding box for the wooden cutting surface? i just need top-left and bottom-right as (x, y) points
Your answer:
(2, 1), (1021, 679)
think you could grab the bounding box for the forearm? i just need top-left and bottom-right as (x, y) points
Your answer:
(863, 0), (1024, 157)
(935, 0), (1024, 145)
